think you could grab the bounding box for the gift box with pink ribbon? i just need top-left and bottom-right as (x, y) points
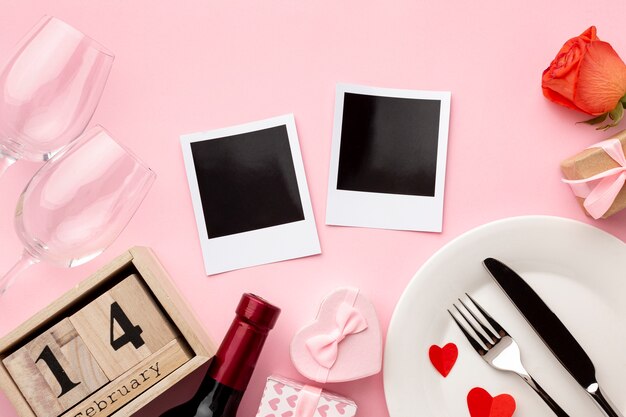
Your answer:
(290, 287), (382, 384)
(255, 375), (357, 417)
(561, 129), (626, 219)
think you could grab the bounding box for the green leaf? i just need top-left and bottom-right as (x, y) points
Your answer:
(610, 102), (624, 121)
(596, 124), (613, 131)
(596, 102), (625, 130)
(578, 112), (608, 125)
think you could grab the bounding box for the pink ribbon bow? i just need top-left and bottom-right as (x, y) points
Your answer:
(305, 302), (368, 370)
(563, 138), (626, 219)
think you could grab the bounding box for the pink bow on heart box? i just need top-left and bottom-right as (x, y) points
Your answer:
(290, 287), (382, 383)
(562, 129), (626, 219)
(254, 375), (357, 417)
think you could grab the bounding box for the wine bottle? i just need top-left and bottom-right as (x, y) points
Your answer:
(159, 293), (281, 417)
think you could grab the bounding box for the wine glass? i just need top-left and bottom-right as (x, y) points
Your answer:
(0, 125), (156, 294)
(0, 15), (114, 177)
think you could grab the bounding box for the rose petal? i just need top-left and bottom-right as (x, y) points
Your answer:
(575, 41), (626, 114)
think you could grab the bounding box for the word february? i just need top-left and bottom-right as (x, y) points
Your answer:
(62, 339), (190, 417)
(71, 363), (161, 417)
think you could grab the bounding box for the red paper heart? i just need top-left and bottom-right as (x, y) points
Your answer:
(282, 412), (293, 417)
(429, 343), (458, 377)
(336, 402), (347, 414)
(467, 387), (516, 417)
(318, 405), (329, 417)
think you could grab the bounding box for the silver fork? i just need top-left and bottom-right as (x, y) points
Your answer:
(449, 294), (570, 417)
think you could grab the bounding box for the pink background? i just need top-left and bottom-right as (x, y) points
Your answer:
(1, 1), (626, 416)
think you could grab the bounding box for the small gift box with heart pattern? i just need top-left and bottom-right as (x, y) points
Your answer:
(255, 375), (357, 417)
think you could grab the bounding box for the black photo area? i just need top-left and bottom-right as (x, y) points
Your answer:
(191, 125), (305, 239)
(337, 93), (441, 197)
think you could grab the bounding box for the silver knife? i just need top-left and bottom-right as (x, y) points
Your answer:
(483, 257), (623, 417)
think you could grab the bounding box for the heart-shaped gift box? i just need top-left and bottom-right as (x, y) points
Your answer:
(290, 287), (382, 383)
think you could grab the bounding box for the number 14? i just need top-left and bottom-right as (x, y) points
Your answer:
(37, 302), (145, 398)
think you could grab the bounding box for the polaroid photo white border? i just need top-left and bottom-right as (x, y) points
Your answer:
(181, 114), (321, 275)
(326, 83), (451, 232)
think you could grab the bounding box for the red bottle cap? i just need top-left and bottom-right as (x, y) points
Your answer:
(209, 293), (281, 391)
(236, 293), (281, 330)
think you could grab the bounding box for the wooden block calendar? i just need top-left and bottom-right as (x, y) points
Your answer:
(0, 247), (216, 417)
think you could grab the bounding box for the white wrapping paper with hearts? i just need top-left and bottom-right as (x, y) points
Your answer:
(290, 287), (382, 383)
(255, 375), (357, 417)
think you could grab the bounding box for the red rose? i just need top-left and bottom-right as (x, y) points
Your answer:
(542, 26), (626, 128)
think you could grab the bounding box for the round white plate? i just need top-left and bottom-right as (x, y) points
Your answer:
(384, 216), (626, 417)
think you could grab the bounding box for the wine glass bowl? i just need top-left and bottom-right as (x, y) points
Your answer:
(0, 15), (114, 175)
(1, 125), (155, 293)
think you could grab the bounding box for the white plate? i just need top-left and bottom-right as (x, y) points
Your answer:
(384, 216), (626, 417)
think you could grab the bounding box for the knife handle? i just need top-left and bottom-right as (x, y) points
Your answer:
(588, 384), (623, 417)
(519, 374), (570, 417)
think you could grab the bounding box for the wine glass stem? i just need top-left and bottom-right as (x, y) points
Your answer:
(0, 153), (16, 177)
(0, 251), (39, 295)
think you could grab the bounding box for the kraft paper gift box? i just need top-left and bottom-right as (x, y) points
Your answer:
(255, 375), (357, 417)
(561, 129), (626, 219)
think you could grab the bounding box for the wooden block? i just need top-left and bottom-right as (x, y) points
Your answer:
(3, 346), (63, 417)
(3, 319), (109, 417)
(61, 338), (191, 417)
(116, 355), (209, 417)
(70, 274), (178, 380)
(27, 321), (108, 411)
(0, 247), (215, 417)
(53, 320), (109, 392)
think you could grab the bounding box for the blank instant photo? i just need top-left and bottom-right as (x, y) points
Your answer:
(326, 84), (451, 232)
(181, 114), (320, 275)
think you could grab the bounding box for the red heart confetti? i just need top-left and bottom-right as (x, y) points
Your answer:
(467, 387), (516, 417)
(429, 343), (458, 377)
(336, 402), (347, 414)
(282, 412), (294, 417)
(318, 404), (329, 417)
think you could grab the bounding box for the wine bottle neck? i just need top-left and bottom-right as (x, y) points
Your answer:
(208, 319), (269, 392)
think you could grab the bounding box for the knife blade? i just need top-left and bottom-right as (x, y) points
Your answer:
(483, 257), (623, 417)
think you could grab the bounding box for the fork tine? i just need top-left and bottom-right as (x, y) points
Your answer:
(447, 309), (486, 355)
(465, 293), (507, 337)
(453, 304), (493, 348)
(458, 298), (500, 342)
